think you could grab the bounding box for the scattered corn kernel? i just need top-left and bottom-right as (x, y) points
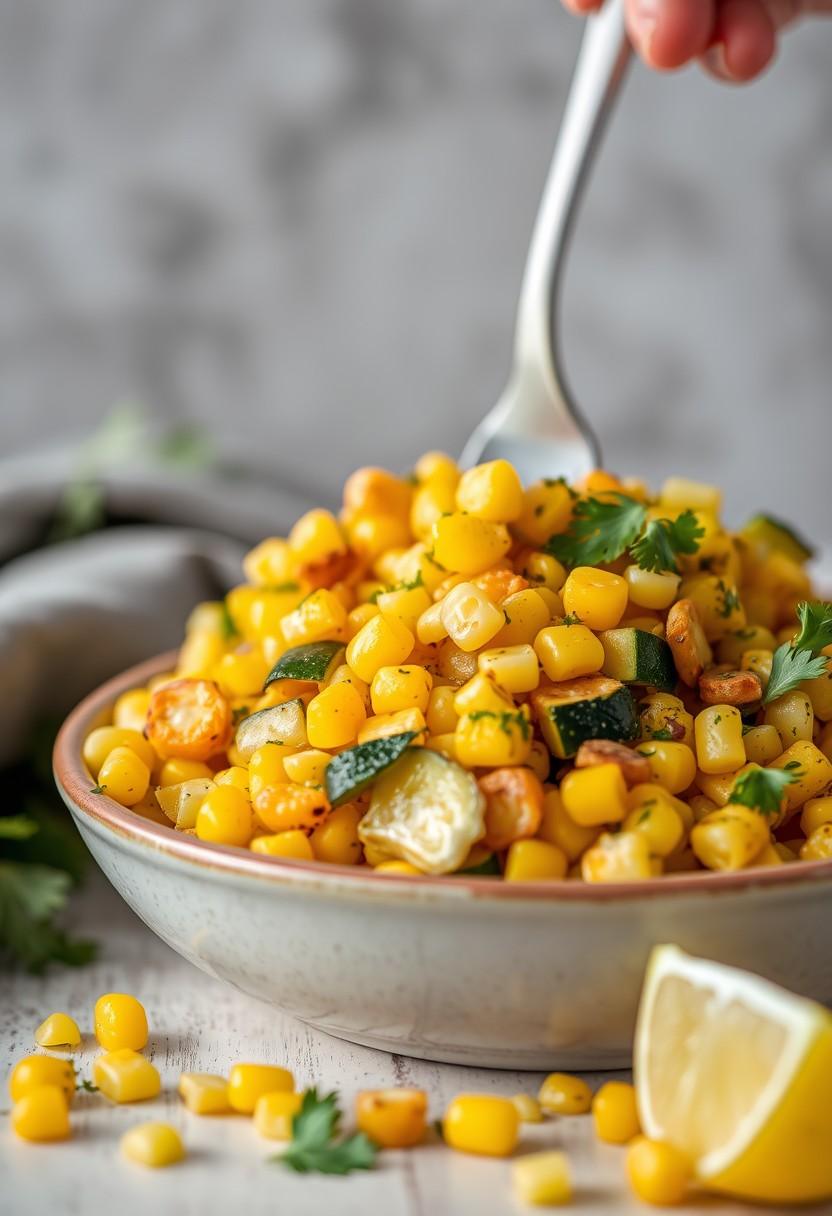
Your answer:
(513, 1151), (572, 1207)
(254, 1090), (303, 1139)
(178, 1072), (231, 1115)
(355, 1088), (428, 1148)
(227, 1063), (294, 1113)
(538, 1072), (592, 1115)
(121, 1122), (185, 1168)
(12, 1086), (71, 1142)
(592, 1081), (641, 1144)
(34, 1013), (81, 1051)
(94, 1049), (161, 1103)
(443, 1094), (519, 1157)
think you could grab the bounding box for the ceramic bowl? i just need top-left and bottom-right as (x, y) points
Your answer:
(54, 653), (832, 1070)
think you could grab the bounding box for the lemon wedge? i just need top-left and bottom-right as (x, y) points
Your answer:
(635, 945), (832, 1205)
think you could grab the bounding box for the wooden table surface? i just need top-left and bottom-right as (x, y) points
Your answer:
(0, 876), (806, 1216)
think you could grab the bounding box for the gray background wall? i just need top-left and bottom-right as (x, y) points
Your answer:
(1, 0), (830, 535)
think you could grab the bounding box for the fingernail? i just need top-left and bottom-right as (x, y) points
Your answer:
(702, 43), (734, 80)
(630, 0), (659, 55)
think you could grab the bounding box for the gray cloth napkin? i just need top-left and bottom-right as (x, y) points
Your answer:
(0, 448), (318, 767)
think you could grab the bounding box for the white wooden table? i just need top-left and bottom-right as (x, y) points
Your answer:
(0, 876), (795, 1215)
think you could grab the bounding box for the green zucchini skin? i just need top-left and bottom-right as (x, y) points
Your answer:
(264, 641), (344, 687)
(741, 513), (814, 563)
(600, 628), (676, 692)
(533, 678), (639, 760)
(324, 731), (419, 807)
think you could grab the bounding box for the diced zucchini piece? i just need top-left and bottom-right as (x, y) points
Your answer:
(234, 700), (307, 761)
(455, 852), (500, 877)
(741, 514), (814, 564)
(357, 748), (485, 875)
(532, 676), (638, 760)
(325, 731), (419, 807)
(264, 641), (344, 687)
(155, 778), (215, 830)
(599, 628), (676, 691)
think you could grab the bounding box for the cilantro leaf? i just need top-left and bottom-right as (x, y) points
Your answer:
(630, 510), (704, 575)
(764, 646), (828, 705)
(731, 767), (799, 817)
(546, 494), (647, 568)
(0, 862), (96, 973)
(0, 816), (39, 840)
(794, 602), (832, 653)
(275, 1088), (377, 1176)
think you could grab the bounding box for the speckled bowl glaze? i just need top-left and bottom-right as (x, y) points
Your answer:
(55, 653), (832, 1069)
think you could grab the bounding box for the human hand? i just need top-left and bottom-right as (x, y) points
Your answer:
(561, 0), (832, 82)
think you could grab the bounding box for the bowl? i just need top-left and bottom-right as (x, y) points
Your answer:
(55, 652), (832, 1070)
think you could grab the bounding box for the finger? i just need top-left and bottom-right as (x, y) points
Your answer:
(702, 0), (776, 82)
(626, 0), (718, 69)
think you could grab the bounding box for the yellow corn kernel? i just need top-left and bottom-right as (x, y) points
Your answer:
(592, 1081), (641, 1144)
(254, 1090), (303, 1140)
(623, 566), (681, 611)
(344, 466), (413, 519)
(801, 659), (832, 722)
(638, 693), (693, 747)
(12, 1086), (71, 1142)
(346, 613), (414, 683)
(375, 586), (432, 634)
(537, 787), (600, 860)
(431, 513), (511, 576)
(121, 1122), (185, 1168)
(626, 1137), (691, 1206)
(9, 1055), (75, 1104)
(740, 648), (773, 688)
(94, 1049), (161, 1104)
(455, 459), (524, 522)
(373, 859), (424, 875)
(694, 705), (746, 775)
(516, 479), (575, 546)
(357, 707), (427, 744)
(424, 732), (456, 759)
(212, 651), (270, 700)
(764, 690), (815, 748)
(355, 1088), (428, 1149)
(112, 688), (152, 733)
(250, 830), (315, 860)
(310, 803), (362, 865)
(800, 823), (832, 861)
(248, 744), (296, 796)
(306, 682), (367, 749)
(681, 575), (745, 641)
(282, 749), (332, 788)
(504, 839), (567, 881)
(489, 588), (551, 648)
(280, 589), (348, 647)
(196, 784), (254, 847)
(178, 1072), (231, 1115)
(177, 628), (228, 677)
(155, 777), (215, 829)
(623, 796), (684, 858)
(513, 1150), (572, 1207)
(243, 537), (294, 586)
(443, 1094), (519, 1157)
(562, 567), (628, 631)
(370, 665), (433, 716)
(439, 582), (505, 653)
(524, 740), (549, 783)
(716, 626), (777, 666)
(288, 508), (346, 564)
(453, 672), (514, 717)
(800, 796), (832, 838)
(417, 600), (450, 650)
(96, 747), (151, 808)
(534, 623), (604, 682)
(426, 686), (459, 735)
(538, 1072), (592, 1115)
(477, 644), (540, 694)
(511, 1093), (544, 1123)
(561, 763), (628, 827)
(690, 805), (769, 871)
(158, 758), (213, 787)
(742, 724), (783, 767)
(34, 1012), (81, 1051)
(349, 512), (412, 561)
(581, 831), (655, 882)
(434, 640), (476, 685)
(410, 479), (458, 542)
(454, 709), (531, 768)
(347, 603), (380, 640)
(325, 663), (372, 711)
(695, 764), (751, 808)
(769, 740), (832, 812)
(95, 992), (148, 1052)
(660, 476), (722, 517)
(635, 740), (697, 795)
(247, 586), (306, 638)
(521, 551), (568, 592)
(689, 794), (718, 821)
(228, 1063), (294, 1113)
(414, 450), (460, 486)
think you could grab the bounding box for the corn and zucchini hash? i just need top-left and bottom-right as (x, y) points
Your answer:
(83, 455), (832, 881)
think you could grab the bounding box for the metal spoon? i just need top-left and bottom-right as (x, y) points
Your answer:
(460, 0), (631, 483)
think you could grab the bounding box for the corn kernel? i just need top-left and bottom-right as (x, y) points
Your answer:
(94, 1049), (161, 1103)
(97, 746), (151, 808)
(635, 740), (697, 795)
(243, 537), (295, 586)
(660, 476), (722, 517)
(346, 613), (414, 683)
(624, 566), (680, 610)
(561, 763), (628, 827)
(34, 1012), (81, 1051)
(626, 1137), (690, 1206)
(410, 480), (458, 541)
(158, 758), (213, 787)
(228, 1063), (294, 1113)
(454, 672), (515, 717)
(349, 512), (412, 560)
(375, 586), (432, 634)
(454, 709), (531, 768)
(534, 623), (604, 682)
(456, 459), (524, 522)
(431, 513), (511, 576)
(344, 466), (413, 518)
(582, 831), (655, 882)
(768, 740), (832, 812)
(288, 508), (346, 564)
(443, 1094), (519, 1157)
(373, 860), (424, 875)
(9, 1055), (75, 1104)
(281, 589), (348, 647)
(439, 582), (505, 652)
(690, 805), (769, 871)
(415, 450), (460, 486)
(800, 823), (832, 860)
(311, 803), (362, 865)
(592, 1081), (641, 1144)
(516, 480), (575, 546)
(477, 644), (540, 694)
(538, 1072), (592, 1115)
(254, 1090), (303, 1139)
(741, 724), (782, 767)
(12, 1086), (71, 1142)
(370, 665), (433, 715)
(537, 788), (600, 860)
(178, 1072), (231, 1115)
(355, 1088), (428, 1148)
(511, 1093), (543, 1123)
(562, 567), (628, 630)
(252, 783), (329, 834)
(113, 689), (152, 733)
(306, 682), (367, 748)
(504, 839), (567, 882)
(800, 795), (832, 838)
(426, 685), (459, 735)
(357, 707), (427, 744)
(121, 1122), (185, 1168)
(250, 830), (315, 860)
(513, 1151), (572, 1207)
(624, 791), (684, 858)
(82, 726), (157, 777)
(694, 705), (745, 775)
(196, 784), (254, 847)
(94, 992), (148, 1052)
(764, 690), (814, 748)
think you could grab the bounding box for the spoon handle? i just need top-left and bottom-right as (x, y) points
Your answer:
(514, 0), (631, 377)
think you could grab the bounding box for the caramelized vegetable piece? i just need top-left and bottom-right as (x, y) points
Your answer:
(665, 599), (713, 688)
(698, 669), (762, 706)
(479, 767), (545, 851)
(574, 739), (651, 785)
(146, 678), (231, 760)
